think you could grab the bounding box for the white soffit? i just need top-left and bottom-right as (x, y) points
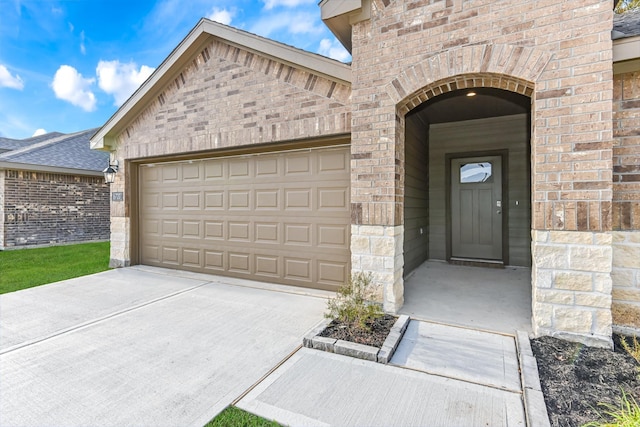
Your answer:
(319, 0), (370, 53)
(613, 35), (640, 74)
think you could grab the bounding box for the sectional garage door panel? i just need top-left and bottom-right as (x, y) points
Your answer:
(138, 146), (350, 290)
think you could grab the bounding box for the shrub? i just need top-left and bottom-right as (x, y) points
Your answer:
(325, 272), (384, 331)
(583, 390), (640, 427)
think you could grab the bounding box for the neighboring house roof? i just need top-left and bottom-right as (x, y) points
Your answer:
(0, 129), (108, 176)
(612, 10), (640, 66)
(613, 9), (640, 39)
(91, 18), (351, 150)
(0, 132), (64, 152)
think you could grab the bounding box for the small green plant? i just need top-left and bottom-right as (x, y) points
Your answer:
(620, 335), (640, 381)
(620, 336), (640, 365)
(325, 272), (384, 331)
(583, 390), (640, 427)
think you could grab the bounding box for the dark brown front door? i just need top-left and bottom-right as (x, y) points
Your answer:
(450, 155), (503, 262)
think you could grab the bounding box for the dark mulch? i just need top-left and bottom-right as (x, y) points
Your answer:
(531, 334), (640, 427)
(318, 314), (397, 348)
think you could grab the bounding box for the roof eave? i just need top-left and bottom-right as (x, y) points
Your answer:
(90, 19), (352, 151)
(613, 35), (640, 61)
(319, 0), (371, 54)
(613, 35), (640, 74)
(0, 162), (104, 177)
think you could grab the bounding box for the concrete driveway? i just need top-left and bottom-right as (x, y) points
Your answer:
(0, 266), (329, 427)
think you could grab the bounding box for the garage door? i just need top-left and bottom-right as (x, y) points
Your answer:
(138, 146), (350, 290)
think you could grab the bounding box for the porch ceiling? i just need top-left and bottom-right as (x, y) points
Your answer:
(410, 88), (530, 124)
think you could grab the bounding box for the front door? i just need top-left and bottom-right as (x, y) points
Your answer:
(450, 155), (503, 262)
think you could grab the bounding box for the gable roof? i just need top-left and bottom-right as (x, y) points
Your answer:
(0, 129), (108, 176)
(90, 18), (351, 151)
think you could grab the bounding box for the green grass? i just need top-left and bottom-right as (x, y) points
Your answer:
(0, 242), (110, 294)
(205, 407), (281, 427)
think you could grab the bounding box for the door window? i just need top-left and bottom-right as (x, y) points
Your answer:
(460, 162), (492, 183)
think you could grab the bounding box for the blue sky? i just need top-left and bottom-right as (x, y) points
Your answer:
(0, 0), (350, 139)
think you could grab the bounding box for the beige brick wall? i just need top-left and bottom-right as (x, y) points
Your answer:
(351, 0), (613, 231)
(612, 69), (640, 332)
(115, 38), (351, 159)
(108, 36), (352, 267)
(613, 70), (640, 229)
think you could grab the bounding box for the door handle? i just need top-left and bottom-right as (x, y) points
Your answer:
(496, 209), (502, 215)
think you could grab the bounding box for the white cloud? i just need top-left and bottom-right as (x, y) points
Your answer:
(262, 0), (314, 10)
(250, 11), (324, 37)
(51, 65), (96, 111)
(0, 65), (24, 90)
(318, 38), (351, 62)
(32, 128), (47, 137)
(96, 60), (154, 106)
(207, 7), (234, 25)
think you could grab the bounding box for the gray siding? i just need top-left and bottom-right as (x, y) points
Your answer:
(403, 114), (430, 275)
(428, 114), (531, 267)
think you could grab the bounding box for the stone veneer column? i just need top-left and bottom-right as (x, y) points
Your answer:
(532, 230), (613, 347)
(351, 225), (404, 313)
(612, 231), (640, 333)
(108, 153), (130, 268)
(109, 216), (130, 268)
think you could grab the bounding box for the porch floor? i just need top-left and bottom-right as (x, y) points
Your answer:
(400, 260), (532, 334)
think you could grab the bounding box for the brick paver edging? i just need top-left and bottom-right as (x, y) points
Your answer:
(303, 315), (410, 364)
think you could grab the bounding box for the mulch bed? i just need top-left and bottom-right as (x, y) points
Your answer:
(318, 314), (397, 348)
(531, 334), (640, 427)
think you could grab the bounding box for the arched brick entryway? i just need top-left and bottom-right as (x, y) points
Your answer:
(350, 43), (614, 346)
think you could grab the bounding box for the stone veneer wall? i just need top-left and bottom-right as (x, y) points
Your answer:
(1, 170), (109, 248)
(532, 230), (612, 346)
(107, 35), (352, 267)
(351, 224), (404, 311)
(348, 0), (614, 345)
(612, 69), (640, 333)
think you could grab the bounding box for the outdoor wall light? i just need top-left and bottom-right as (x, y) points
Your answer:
(103, 158), (119, 184)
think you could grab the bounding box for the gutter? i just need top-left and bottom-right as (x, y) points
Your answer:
(0, 162), (103, 177)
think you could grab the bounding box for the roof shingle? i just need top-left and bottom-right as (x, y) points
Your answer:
(613, 9), (640, 39)
(0, 129), (108, 173)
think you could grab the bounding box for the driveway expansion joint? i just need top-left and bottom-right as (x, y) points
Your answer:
(0, 280), (211, 355)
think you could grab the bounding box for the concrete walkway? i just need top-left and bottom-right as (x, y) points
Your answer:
(238, 321), (541, 427)
(0, 266), (547, 427)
